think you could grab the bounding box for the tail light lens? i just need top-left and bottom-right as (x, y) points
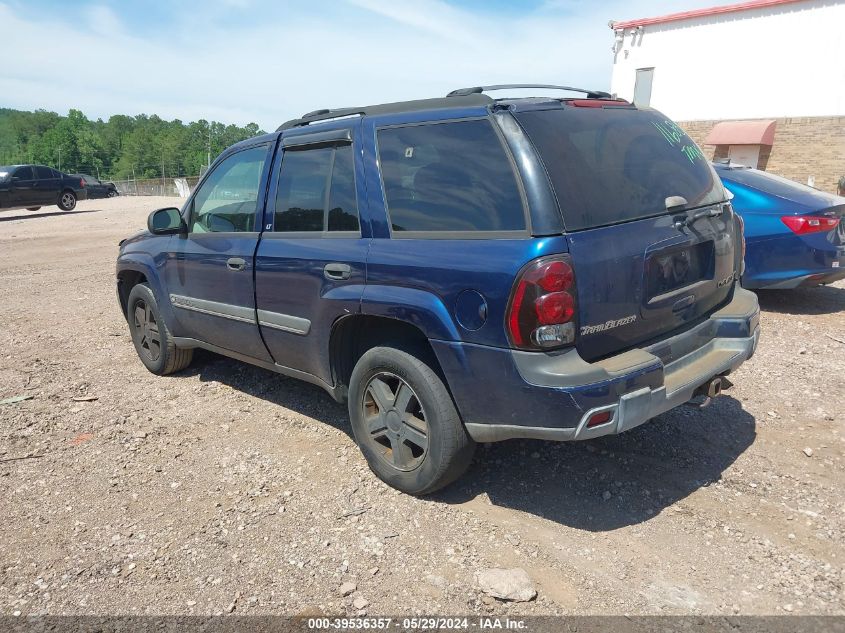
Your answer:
(80, 178), (86, 187)
(506, 255), (577, 350)
(781, 215), (839, 235)
(734, 207), (746, 275)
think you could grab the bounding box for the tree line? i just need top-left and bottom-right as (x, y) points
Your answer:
(0, 107), (265, 180)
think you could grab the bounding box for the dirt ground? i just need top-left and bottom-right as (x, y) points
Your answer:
(0, 196), (843, 617)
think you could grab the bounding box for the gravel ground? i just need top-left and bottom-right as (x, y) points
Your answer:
(0, 197), (843, 616)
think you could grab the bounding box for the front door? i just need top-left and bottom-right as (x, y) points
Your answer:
(254, 126), (368, 382)
(164, 142), (275, 361)
(10, 166), (37, 208)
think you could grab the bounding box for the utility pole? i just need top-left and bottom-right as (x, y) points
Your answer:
(58, 148), (61, 172)
(207, 125), (212, 172)
(161, 155), (166, 195)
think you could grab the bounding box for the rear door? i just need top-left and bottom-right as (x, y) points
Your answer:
(515, 105), (736, 360)
(163, 142), (274, 360)
(34, 166), (60, 205)
(254, 124), (367, 383)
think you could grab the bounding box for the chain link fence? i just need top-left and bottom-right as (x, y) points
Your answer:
(112, 177), (200, 197)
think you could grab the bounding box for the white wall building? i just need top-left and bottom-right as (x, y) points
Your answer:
(609, 0), (845, 192)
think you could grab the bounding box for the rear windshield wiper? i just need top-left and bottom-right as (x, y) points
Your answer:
(667, 196), (723, 229)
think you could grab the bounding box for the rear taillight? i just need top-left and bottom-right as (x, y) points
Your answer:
(734, 207), (746, 274)
(80, 178), (86, 187)
(506, 255), (577, 350)
(781, 215), (840, 235)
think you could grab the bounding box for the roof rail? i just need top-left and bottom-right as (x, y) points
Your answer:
(447, 84), (612, 99)
(276, 93), (494, 132)
(277, 107), (366, 132)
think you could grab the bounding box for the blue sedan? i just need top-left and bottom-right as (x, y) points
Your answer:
(714, 162), (845, 289)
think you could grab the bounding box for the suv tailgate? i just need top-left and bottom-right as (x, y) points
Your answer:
(515, 104), (738, 360)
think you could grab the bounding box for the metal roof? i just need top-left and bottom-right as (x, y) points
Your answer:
(610, 0), (807, 30)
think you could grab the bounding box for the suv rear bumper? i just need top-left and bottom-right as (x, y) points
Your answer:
(432, 287), (760, 443)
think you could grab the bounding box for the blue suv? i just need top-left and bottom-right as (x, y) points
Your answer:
(116, 85), (760, 495)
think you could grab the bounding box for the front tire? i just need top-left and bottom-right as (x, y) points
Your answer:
(348, 346), (475, 495)
(127, 283), (192, 375)
(58, 190), (77, 211)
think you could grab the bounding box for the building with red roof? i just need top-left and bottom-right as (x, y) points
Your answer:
(609, 0), (845, 192)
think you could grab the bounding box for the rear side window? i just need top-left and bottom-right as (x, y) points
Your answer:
(377, 119), (525, 233)
(35, 166), (54, 179)
(515, 107), (724, 230)
(274, 144), (360, 233)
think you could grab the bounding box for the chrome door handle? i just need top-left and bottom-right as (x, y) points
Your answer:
(226, 257), (246, 271)
(324, 262), (351, 280)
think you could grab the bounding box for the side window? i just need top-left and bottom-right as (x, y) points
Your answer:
(377, 119), (525, 233)
(13, 166), (33, 180)
(189, 144), (269, 233)
(327, 145), (359, 231)
(35, 166), (54, 179)
(274, 143), (359, 233)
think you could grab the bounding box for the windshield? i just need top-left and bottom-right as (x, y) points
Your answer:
(515, 107), (724, 230)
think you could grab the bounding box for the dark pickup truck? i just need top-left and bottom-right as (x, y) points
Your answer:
(0, 164), (87, 212)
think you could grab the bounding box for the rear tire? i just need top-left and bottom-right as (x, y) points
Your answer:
(127, 283), (193, 375)
(108, 189), (118, 197)
(58, 190), (76, 211)
(26, 207), (41, 211)
(348, 346), (475, 495)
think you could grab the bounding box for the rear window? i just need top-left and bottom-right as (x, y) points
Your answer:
(515, 107), (724, 231)
(377, 119), (525, 233)
(274, 144), (360, 233)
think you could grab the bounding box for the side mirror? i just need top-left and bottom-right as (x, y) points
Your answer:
(148, 207), (186, 235)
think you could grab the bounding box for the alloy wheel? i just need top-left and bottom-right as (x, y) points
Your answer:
(133, 300), (161, 362)
(362, 372), (429, 471)
(61, 193), (75, 209)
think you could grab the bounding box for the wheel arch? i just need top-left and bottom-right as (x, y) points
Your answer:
(116, 258), (175, 326)
(329, 314), (447, 403)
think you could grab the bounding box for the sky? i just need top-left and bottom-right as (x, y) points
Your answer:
(0, 0), (721, 131)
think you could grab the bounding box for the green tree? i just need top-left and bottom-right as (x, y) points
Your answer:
(0, 107), (264, 178)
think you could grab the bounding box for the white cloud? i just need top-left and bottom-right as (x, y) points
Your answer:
(0, 0), (710, 130)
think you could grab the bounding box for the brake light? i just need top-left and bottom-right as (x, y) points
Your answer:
(80, 178), (86, 187)
(506, 255), (577, 350)
(735, 208), (746, 274)
(781, 215), (839, 235)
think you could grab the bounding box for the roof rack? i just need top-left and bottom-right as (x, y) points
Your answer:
(447, 84), (612, 99)
(276, 94), (494, 132)
(277, 107), (367, 131)
(276, 85), (613, 132)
